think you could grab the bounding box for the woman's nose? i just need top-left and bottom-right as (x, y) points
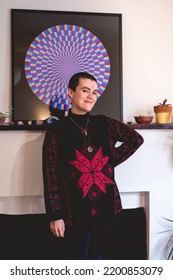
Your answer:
(87, 91), (94, 98)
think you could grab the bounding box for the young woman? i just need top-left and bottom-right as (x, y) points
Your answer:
(42, 72), (144, 259)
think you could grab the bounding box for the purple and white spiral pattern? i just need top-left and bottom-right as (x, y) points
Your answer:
(25, 25), (110, 110)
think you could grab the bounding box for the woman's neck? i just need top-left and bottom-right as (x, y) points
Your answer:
(70, 109), (88, 117)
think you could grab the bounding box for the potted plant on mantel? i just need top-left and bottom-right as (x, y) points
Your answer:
(154, 99), (172, 124)
(0, 108), (13, 124)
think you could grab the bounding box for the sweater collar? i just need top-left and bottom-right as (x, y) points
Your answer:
(68, 110), (89, 126)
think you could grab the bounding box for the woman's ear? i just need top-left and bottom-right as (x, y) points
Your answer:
(68, 88), (73, 99)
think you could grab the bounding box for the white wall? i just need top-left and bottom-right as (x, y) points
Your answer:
(1, 0), (173, 260)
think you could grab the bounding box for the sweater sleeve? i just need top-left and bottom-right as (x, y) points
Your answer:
(106, 117), (144, 167)
(42, 127), (63, 221)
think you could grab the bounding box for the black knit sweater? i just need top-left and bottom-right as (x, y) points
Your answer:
(42, 112), (144, 230)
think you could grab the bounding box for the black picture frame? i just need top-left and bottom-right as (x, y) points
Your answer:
(11, 9), (123, 122)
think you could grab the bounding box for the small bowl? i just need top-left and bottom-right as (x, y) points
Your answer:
(134, 116), (153, 124)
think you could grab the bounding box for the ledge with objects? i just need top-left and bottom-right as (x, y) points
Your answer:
(0, 123), (48, 131)
(0, 122), (173, 130)
(126, 122), (173, 129)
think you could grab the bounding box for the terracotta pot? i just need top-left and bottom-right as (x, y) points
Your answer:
(154, 105), (172, 124)
(154, 105), (172, 113)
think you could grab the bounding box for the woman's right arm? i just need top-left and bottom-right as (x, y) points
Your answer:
(42, 127), (64, 223)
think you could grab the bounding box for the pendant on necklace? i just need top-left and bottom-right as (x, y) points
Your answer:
(87, 146), (93, 153)
(81, 129), (87, 136)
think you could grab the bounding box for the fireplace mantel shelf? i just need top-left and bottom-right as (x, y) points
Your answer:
(127, 122), (173, 129)
(0, 122), (173, 131)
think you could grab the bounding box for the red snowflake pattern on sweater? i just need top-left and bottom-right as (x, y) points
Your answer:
(69, 147), (114, 198)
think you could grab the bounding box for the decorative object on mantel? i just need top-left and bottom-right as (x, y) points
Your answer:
(134, 115), (153, 124)
(154, 99), (172, 124)
(17, 121), (24, 125)
(36, 120), (44, 125)
(0, 114), (6, 125)
(0, 108), (13, 124)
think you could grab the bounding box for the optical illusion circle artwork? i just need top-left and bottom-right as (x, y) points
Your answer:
(25, 24), (110, 110)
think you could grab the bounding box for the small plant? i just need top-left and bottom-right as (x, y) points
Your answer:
(0, 107), (13, 122)
(158, 98), (171, 106)
(154, 99), (172, 123)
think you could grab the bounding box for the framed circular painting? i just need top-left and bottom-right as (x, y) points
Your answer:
(11, 9), (122, 122)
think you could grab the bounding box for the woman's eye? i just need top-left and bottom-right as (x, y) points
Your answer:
(93, 91), (98, 95)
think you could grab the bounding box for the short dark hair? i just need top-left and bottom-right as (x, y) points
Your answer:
(68, 72), (97, 91)
(49, 106), (65, 118)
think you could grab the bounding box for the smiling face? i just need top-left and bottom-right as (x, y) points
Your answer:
(68, 77), (98, 115)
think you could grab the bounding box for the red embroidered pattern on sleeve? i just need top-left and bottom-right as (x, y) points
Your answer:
(44, 130), (61, 213)
(106, 117), (144, 166)
(113, 184), (123, 214)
